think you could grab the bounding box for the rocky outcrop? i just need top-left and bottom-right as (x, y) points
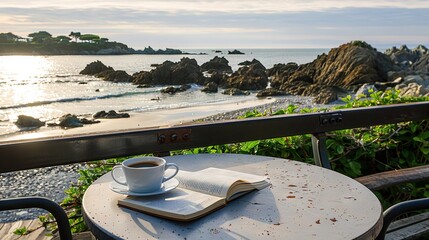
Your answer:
(256, 88), (288, 98)
(47, 114), (100, 128)
(221, 59), (268, 90)
(14, 115), (45, 129)
(93, 110), (130, 119)
(80, 61), (131, 82)
(160, 85), (192, 94)
(412, 54), (429, 73)
(385, 44), (428, 68)
(136, 46), (184, 54)
(268, 63), (299, 89)
(201, 56), (233, 73)
(80, 61), (113, 75)
(201, 82), (218, 93)
(222, 88), (251, 96)
(132, 58), (205, 85)
(96, 70), (132, 82)
(275, 41), (398, 103)
(228, 49), (244, 54)
(204, 71), (226, 85)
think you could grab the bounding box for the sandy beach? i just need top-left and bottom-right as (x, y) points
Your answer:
(1, 97), (281, 142)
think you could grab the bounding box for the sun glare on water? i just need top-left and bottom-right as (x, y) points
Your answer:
(0, 56), (53, 120)
(0, 56), (52, 83)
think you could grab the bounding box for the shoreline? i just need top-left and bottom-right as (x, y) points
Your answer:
(0, 97), (288, 142)
(1, 94), (330, 143)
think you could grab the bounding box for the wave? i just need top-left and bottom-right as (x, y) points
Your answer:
(0, 91), (151, 110)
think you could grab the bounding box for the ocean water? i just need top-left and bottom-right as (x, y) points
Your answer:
(0, 49), (328, 135)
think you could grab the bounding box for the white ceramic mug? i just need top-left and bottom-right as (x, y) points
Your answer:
(111, 156), (179, 193)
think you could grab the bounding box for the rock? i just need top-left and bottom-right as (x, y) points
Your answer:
(56, 114), (83, 128)
(160, 84), (192, 94)
(50, 114), (100, 128)
(132, 58), (205, 85)
(96, 70), (132, 82)
(238, 59), (262, 66)
(93, 110), (130, 119)
(385, 44), (428, 68)
(205, 71), (226, 85)
(412, 54), (429, 73)
(355, 83), (378, 98)
(267, 62), (299, 89)
(222, 88), (251, 96)
(201, 82), (218, 93)
(136, 46), (184, 54)
(14, 115), (45, 128)
(137, 84), (153, 88)
(80, 60), (113, 75)
(228, 49), (245, 54)
(395, 82), (429, 97)
(221, 59), (268, 90)
(403, 75), (425, 85)
(201, 56), (233, 73)
(132, 71), (153, 85)
(256, 88), (288, 98)
(277, 41), (398, 103)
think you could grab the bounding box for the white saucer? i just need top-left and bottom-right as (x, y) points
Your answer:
(109, 178), (179, 196)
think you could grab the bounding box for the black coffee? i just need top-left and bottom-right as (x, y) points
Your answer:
(128, 162), (159, 168)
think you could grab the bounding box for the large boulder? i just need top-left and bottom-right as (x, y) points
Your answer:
(97, 70), (132, 82)
(221, 59), (268, 90)
(201, 56), (233, 73)
(47, 114), (100, 128)
(131, 58), (205, 85)
(256, 88), (288, 98)
(412, 54), (429, 73)
(228, 49), (244, 54)
(14, 115), (45, 129)
(93, 110), (130, 119)
(80, 61), (113, 75)
(160, 84), (192, 94)
(277, 41), (399, 103)
(201, 82), (218, 93)
(267, 62), (299, 88)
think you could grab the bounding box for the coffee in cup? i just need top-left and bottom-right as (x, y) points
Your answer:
(111, 156), (179, 193)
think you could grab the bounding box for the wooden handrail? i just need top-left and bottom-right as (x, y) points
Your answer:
(1, 101), (429, 173)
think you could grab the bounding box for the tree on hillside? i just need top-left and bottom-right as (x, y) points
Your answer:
(55, 35), (72, 43)
(28, 31), (53, 43)
(79, 34), (100, 43)
(69, 32), (81, 42)
(0, 32), (20, 43)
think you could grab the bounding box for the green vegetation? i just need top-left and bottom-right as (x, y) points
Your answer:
(41, 90), (429, 234)
(0, 31), (132, 55)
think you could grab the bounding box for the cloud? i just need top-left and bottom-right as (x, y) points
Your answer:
(0, 2), (428, 48)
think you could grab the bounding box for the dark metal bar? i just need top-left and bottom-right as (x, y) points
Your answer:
(1, 102), (429, 173)
(376, 198), (429, 240)
(0, 197), (72, 240)
(311, 133), (331, 169)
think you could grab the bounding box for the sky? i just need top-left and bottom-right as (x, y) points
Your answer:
(0, 0), (428, 50)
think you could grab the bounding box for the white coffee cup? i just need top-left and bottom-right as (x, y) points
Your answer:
(111, 156), (179, 193)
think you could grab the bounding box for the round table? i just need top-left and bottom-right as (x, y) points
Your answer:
(82, 154), (383, 239)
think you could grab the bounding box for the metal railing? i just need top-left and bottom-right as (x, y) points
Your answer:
(1, 101), (429, 239)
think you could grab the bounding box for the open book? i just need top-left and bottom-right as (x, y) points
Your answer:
(117, 167), (271, 221)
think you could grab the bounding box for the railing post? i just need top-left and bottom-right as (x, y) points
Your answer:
(311, 132), (331, 169)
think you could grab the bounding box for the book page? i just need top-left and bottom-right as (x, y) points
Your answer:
(118, 188), (224, 221)
(174, 167), (268, 198)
